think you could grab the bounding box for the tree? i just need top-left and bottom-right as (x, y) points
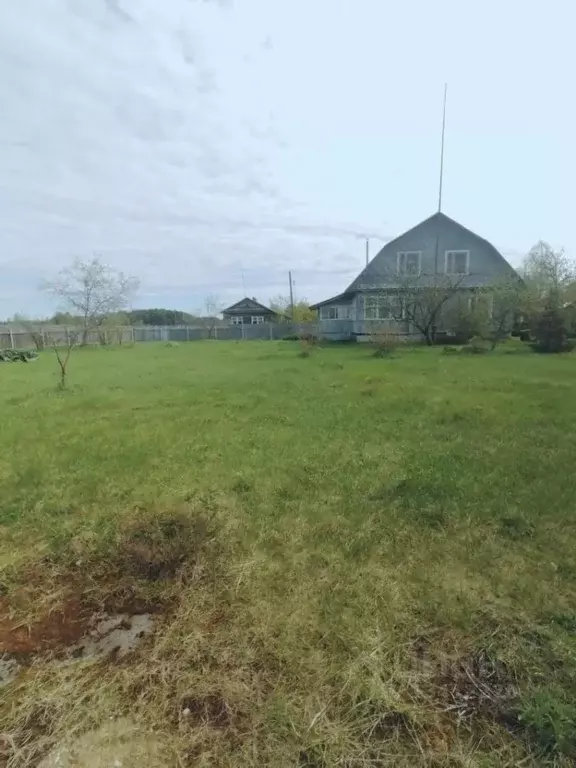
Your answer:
(269, 295), (316, 323)
(386, 274), (467, 345)
(522, 242), (575, 302)
(46, 327), (81, 389)
(486, 279), (527, 350)
(531, 299), (573, 353)
(44, 257), (139, 344)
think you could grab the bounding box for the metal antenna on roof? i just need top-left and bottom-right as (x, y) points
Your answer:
(365, 238), (369, 266)
(241, 268), (247, 296)
(438, 83), (448, 212)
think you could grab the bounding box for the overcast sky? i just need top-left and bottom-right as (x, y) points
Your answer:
(1, 0), (574, 317)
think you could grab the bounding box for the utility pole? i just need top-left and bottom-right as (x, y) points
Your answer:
(289, 271), (295, 320)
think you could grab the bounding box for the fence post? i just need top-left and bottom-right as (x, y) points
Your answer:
(9, 327), (14, 349)
(269, 322), (273, 341)
(41, 328), (46, 349)
(214, 326), (218, 340)
(65, 327), (70, 347)
(186, 327), (190, 342)
(131, 326), (135, 344)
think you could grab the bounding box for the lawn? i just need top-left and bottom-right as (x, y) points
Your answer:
(1, 341), (576, 767)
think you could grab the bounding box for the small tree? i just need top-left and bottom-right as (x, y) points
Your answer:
(44, 256), (139, 345)
(389, 274), (467, 345)
(202, 295), (223, 338)
(486, 279), (527, 350)
(531, 300), (573, 354)
(522, 242), (575, 299)
(48, 328), (80, 389)
(269, 295), (316, 323)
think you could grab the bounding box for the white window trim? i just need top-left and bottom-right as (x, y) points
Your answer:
(397, 251), (422, 276)
(231, 316), (243, 325)
(251, 316), (265, 324)
(364, 296), (403, 321)
(444, 250), (470, 276)
(320, 305), (350, 321)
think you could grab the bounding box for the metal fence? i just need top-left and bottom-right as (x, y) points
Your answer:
(0, 323), (319, 349)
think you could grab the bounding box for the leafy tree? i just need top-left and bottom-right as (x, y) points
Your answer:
(269, 295), (316, 323)
(522, 242), (575, 302)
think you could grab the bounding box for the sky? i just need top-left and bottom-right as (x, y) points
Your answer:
(1, 0), (575, 318)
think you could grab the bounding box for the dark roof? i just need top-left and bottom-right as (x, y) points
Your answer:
(309, 292), (355, 310)
(222, 297), (276, 315)
(347, 211), (518, 292)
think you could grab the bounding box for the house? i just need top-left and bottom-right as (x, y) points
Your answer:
(311, 212), (519, 341)
(221, 298), (278, 326)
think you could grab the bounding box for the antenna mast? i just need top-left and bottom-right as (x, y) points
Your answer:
(438, 83), (448, 212)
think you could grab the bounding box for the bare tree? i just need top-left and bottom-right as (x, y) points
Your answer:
(44, 257), (139, 344)
(382, 273), (467, 345)
(202, 294), (223, 338)
(48, 328), (80, 389)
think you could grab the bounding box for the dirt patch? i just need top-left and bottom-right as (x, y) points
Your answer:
(0, 595), (91, 657)
(116, 509), (208, 581)
(180, 694), (234, 729)
(435, 649), (518, 722)
(38, 718), (177, 768)
(69, 613), (155, 661)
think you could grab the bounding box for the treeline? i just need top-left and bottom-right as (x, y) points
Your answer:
(46, 309), (217, 326)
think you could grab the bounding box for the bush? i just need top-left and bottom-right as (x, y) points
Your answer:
(0, 348), (39, 362)
(531, 302), (574, 353)
(372, 330), (401, 358)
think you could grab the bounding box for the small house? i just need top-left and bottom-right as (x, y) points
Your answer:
(222, 298), (278, 326)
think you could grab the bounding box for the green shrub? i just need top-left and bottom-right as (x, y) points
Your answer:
(0, 348), (39, 363)
(531, 302), (574, 354)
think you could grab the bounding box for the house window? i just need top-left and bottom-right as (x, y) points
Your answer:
(230, 316), (243, 326)
(397, 251), (421, 276)
(320, 306), (350, 320)
(445, 250), (470, 275)
(251, 316), (265, 324)
(364, 296), (402, 320)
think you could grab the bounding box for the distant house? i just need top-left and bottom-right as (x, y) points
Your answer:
(311, 212), (519, 341)
(222, 298), (278, 326)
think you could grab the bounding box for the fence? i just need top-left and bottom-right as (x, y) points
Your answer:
(0, 323), (319, 349)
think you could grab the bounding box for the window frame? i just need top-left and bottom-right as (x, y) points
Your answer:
(251, 315), (265, 325)
(444, 249), (470, 276)
(397, 250), (422, 277)
(230, 316), (243, 326)
(364, 295), (403, 321)
(320, 305), (350, 321)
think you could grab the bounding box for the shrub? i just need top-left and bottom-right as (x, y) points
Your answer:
(531, 302), (574, 353)
(372, 330), (401, 358)
(0, 348), (39, 362)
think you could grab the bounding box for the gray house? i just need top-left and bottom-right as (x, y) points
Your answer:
(311, 212), (519, 341)
(222, 298), (278, 326)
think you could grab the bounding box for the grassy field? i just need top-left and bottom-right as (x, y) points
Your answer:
(1, 341), (576, 767)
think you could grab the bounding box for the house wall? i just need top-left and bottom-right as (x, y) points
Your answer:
(316, 296), (357, 340)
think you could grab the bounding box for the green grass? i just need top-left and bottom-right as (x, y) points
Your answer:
(1, 341), (576, 766)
